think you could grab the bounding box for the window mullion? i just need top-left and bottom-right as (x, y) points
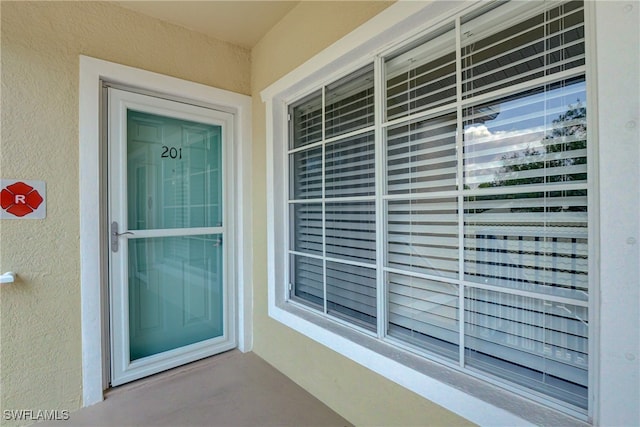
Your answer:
(322, 86), (327, 316)
(374, 56), (386, 339)
(455, 15), (466, 369)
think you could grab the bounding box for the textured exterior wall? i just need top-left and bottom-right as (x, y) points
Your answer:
(0, 2), (249, 424)
(250, 2), (473, 426)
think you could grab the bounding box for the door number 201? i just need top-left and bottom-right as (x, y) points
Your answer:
(161, 146), (182, 159)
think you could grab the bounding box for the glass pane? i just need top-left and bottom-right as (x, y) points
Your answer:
(463, 78), (587, 189)
(385, 26), (456, 120)
(290, 147), (322, 200)
(326, 261), (376, 330)
(290, 91), (322, 149)
(325, 131), (375, 198)
(465, 288), (588, 409)
(128, 234), (223, 361)
(127, 110), (222, 230)
(461, 1), (585, 99)
(290, 203), (323, 256)
(386, 112), (457, 195)
(325, 64), (374, 138)
(464, 190), (588, 301)
(290, 254), (324, 308)
(387, 198), (458, 279)
(325, 202), (376, 264)
(388, 273), (459, 361)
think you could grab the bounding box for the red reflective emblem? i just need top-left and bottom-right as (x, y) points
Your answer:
(0, 182), (44, 217)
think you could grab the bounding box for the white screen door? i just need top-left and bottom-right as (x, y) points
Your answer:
(108, 88), (236, 386)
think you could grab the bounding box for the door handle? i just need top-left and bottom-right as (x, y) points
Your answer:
(111, 221), (134, 252)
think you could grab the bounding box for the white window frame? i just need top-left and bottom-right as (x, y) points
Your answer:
(263, 1), (639, 426)
(79, 55), (253, 407)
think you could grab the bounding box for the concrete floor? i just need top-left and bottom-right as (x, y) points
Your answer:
(39, 350), (352, 427)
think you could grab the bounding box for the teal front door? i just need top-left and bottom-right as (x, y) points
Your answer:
(108, 88), (236, 386)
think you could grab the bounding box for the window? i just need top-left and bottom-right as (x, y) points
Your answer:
(282, 0), (589, 418)
(289, 64), (377, 329)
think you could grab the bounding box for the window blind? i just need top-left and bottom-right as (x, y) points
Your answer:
(463, 77), (587, 188)
(325, 202), (376, 264)
(465, 288), (588, 409)
(291, 254), (323, 307)
(386, 113), (458, 194)
(461, 1), (585, 99)
(326, 64), (375, 137)
(387, 272), (459, 361)
(291, 203), (323, 256)
(386, 28), (456, 121)
(387, 198), (458, 279)
(291, 147), (322, 199)
(327, 261), (377, 329)
(325, 131), (375, 198)
(290, 91), (322, 149)
(464, 190), (588, 300)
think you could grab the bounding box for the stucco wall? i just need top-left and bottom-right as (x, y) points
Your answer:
(7, 1), (634, 426)
(250, 2), (473, 426)
(0, 1), (250, 422)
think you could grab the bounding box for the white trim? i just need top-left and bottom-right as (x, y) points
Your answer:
(592, 2), (640, 426)
(260, 0), (639, 426)
(79, 55), (252, 406)
(583, 2), (600, 421)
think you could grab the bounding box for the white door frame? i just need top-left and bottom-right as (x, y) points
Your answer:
(79, 55), (253, 407)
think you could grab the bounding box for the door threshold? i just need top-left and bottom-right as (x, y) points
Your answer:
(106, 349), (239, 396)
